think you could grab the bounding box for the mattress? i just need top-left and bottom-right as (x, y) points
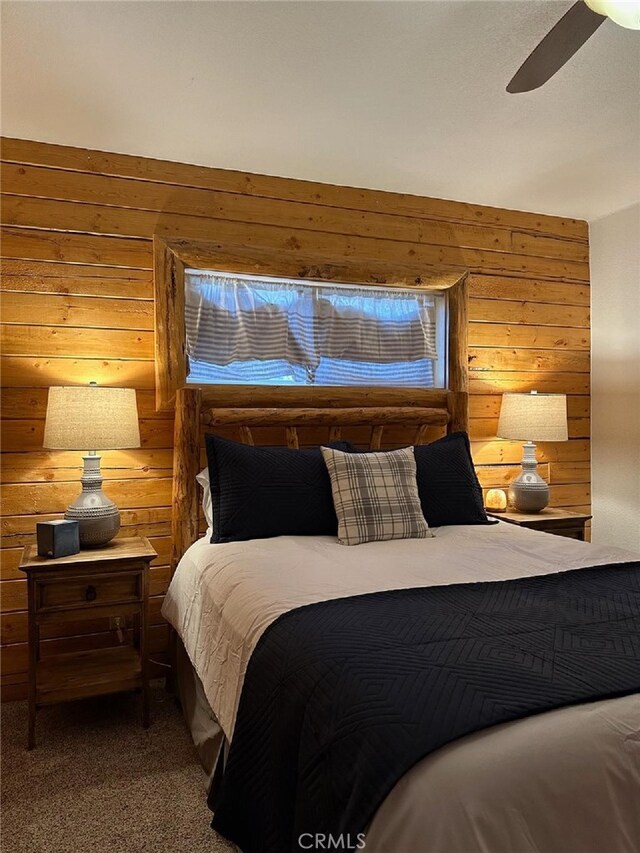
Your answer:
(162, 522), (640, 852)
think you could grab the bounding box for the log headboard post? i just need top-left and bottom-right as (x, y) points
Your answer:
(446, 276), (469, 434)
(171, 387), (202, 575)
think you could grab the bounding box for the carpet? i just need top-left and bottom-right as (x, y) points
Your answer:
(1, 686), (236, 853)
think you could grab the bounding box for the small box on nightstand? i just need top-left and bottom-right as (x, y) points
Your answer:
(36, 520), (80, 558)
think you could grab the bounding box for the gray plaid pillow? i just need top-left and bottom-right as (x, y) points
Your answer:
(321, 446), (432, 546)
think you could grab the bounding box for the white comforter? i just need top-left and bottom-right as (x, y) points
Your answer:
(163, 522), (640, 852)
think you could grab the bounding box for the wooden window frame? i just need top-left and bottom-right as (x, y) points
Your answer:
(153, 236), (469, 413)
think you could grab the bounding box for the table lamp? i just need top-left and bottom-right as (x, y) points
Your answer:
(43, 383), (140, 547)
(497, 391), (568, 513)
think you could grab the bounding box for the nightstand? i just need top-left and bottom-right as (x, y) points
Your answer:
(19, 536), (157, 749)
(486, 508), (592, 541)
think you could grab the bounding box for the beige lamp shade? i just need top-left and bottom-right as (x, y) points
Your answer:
(43, 385), (140, 450)
(497, 392), (568, 443)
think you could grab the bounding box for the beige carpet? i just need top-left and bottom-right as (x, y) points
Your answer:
(1, 686), (236, 853)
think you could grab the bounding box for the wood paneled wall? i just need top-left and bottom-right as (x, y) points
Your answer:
(0, 137), (590, 701)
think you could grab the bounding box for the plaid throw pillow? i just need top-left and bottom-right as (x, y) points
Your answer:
(321, 446), (432, 546)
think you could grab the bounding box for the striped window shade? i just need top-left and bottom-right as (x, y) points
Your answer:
(184, 271), (445, 387)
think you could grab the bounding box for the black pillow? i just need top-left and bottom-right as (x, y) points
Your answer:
(342, 432), (492, 528)
(413, 432), (492, 527)
(205, 434), (351, 543)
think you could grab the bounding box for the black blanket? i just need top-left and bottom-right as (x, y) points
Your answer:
(210, 562), (640, 852)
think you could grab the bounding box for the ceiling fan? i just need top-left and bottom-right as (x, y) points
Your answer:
(507, 0), (640, 93)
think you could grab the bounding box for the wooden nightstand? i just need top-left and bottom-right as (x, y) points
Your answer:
(486, 508), (592, 541)
(19, 536), (157, 749)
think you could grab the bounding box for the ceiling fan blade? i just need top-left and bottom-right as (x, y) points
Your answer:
(507, 1), (606, 93)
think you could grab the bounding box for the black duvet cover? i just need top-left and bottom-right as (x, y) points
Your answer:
(210, 561), (640, 853)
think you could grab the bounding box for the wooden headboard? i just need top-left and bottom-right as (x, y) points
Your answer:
(169, 276), (469, 574)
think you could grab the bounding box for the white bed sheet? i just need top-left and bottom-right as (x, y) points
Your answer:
(162, 520), (636, 738)
(162, 523), (640, 852)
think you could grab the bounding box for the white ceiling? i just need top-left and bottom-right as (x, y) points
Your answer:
(2, 0), (639, 221)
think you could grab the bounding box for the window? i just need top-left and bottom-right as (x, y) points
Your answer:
(184, 270), (447, 388)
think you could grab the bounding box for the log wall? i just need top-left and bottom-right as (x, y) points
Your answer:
(0, 137), (590, 700)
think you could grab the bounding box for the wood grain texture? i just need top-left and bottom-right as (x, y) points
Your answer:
(1, 325), (153, 359)
(204, 406), (450, 427)
(447, 391), (469, 434)
(3, 164), (595, 265)
(285, 426), (300, 450)
(469, 297), (589, 328)
(153, 238), (186, 410)
(370, 426), (384, 450)
(468, 322), (589, 350)
(0, 388), (172, 420)
(469, 348), (590, 373)
(170, 388), (201, 574)
(201, 385), (450, 409)
(0, 448), (174, 484)
(2, 511), (173, 550)
(1, 292), (153, 330)
(2, 196), (591, 281)
(448, 276), (469, 394)
(467, 274), (589, 306)
(1, 137), (589, 240)
(0, 136), (591, 699)
(1, 419), (172, 453)
(238, 425), (254, 446)
(1, 356), (156, 389)
(1, 226), (151, 269)
(159, 239), (466, 292)
(1, 258), (152, 284)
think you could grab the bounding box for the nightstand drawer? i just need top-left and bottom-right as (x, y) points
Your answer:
(549, 527), (584, 540)
(36, 571), (142, 612)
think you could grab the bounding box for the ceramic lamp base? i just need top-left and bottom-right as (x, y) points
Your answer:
(64, 453), (120, 548)
(508, 441), (550, 513)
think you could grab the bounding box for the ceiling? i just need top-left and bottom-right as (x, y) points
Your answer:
(2, 0), (639, 221)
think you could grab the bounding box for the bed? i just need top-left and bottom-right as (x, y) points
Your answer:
(157, 271), (639, 852)
(164, 521), (640, 853)
(161, 388), (640, 853)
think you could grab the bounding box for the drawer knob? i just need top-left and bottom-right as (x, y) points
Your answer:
(85, 585), (98, 602)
